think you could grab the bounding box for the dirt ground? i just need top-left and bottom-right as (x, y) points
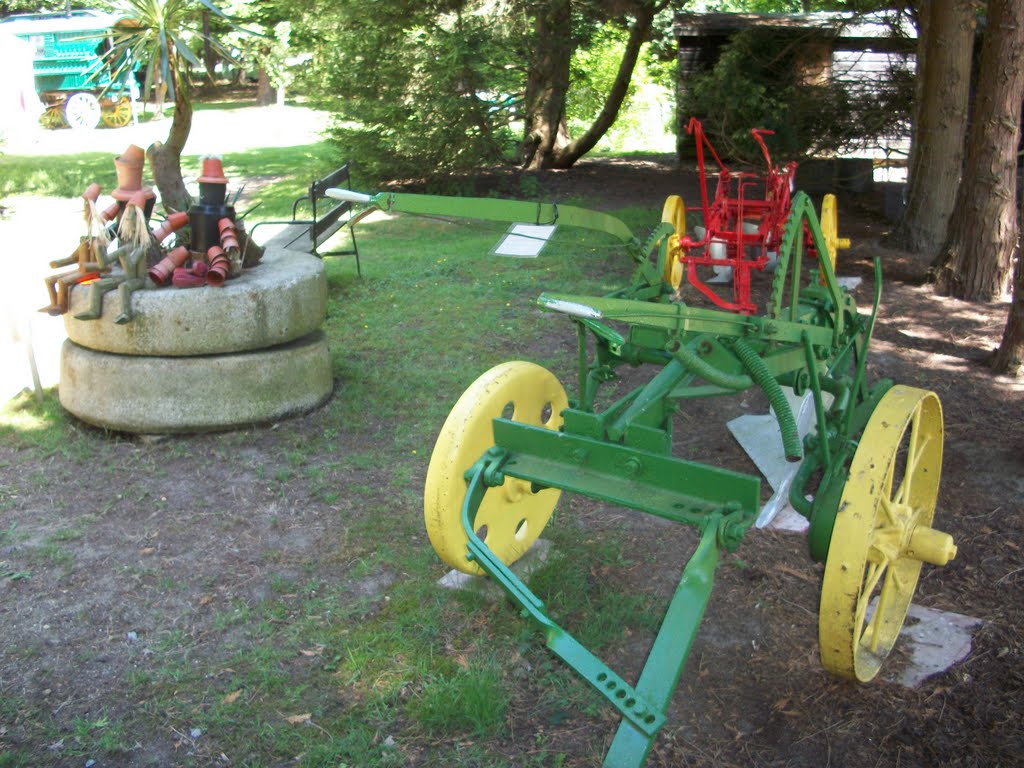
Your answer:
(1, 155), (1023, 767)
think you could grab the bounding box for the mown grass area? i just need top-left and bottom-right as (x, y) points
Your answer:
(0, 154), (665, 766)
(0, 143), (339, 215)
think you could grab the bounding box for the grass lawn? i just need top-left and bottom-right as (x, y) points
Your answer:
(0, 153), (664, 767)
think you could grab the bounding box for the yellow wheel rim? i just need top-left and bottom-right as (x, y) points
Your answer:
(101, 97), (132, 128)
(819, 386), (956, 682)
(40, 105), (67, 129)
(424, 361), (568, 575)
(660, 195), (685, 290)
(819, 193), (851, 280)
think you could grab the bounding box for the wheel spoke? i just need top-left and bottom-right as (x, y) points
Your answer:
(879, 494), (898, 526)
(895, 406), (923, 504)
(854, 559), (887, 632)
(867, 569), (897, 653)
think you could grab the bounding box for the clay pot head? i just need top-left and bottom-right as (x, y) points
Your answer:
(82, 183), (101, 203)
(119, 144), (145, 165)
(197, 156), (228, 185)
(127, 189), (150, 210)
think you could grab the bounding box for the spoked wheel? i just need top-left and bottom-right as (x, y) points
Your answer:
(64, 92), (102, 130)
(101, 97), (132, 128)
(40, 104), (67, 129)
(424, 361), (568, 575)
(818, 193), (850, 280)
(660, 195), (685, 290)
(819, 386), (957, 682)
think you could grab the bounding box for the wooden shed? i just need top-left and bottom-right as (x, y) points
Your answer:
(675, 11), (917, 191)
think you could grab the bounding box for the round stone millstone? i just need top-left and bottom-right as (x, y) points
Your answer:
(64, 248), (327, 356)
(59, 331), (333, 434)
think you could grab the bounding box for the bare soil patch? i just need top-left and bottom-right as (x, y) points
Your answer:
(1, 156), (1022, 767)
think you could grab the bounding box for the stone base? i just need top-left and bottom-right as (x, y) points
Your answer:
(63, 248), (327, 357)
(59, 331), (333, 434)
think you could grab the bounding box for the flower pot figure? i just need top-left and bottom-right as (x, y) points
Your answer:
(190, 155), (235, 255)
(40, 236), (109, 315)
(74, 190), (160, 324)
(111, 144), (157, 226)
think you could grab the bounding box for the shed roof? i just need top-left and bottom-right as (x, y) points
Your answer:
(675, 11), (916, 43)
(0, 10), (118, 36)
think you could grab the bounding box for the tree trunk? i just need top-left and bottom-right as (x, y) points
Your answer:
(547, 1), (665, 169)
(888, 0), (974, 256)
(523, 1), (668, 171)
(522, 0), (572, 170)
(993, 235), (1023, 375)
(147, 67), (193, 215)
(932, 0), (1024, 301)
(256, 66), (275, 106)
(203, 10), (216, 82)
(154, 79), (167, 120)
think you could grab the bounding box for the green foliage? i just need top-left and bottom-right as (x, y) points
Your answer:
(102, 0), (247, 102)
(300, 2), (523, 182)
(569, 24), (676, 153)
(682, 27), (913, 162)
(412, 662), (508, 737)
(0, 0), (71, 18)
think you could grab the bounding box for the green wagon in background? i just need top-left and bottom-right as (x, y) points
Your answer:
(0, 10), (135, 130)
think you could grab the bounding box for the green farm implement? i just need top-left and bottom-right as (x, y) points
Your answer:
(328, 184), (957, 767)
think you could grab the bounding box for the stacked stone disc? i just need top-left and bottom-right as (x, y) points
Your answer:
(60, 248), (333, 433)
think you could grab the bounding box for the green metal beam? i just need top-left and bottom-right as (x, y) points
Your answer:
(603, 519), (721, 768)
(493, 420), (761, 524)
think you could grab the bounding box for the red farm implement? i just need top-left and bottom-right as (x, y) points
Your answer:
(664, 117), (850, 314)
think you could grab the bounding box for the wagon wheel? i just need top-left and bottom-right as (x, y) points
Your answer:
(818, 193), (850, 281)
(40, 104), (68, 129)
(64, 92), (102, 130)
(660, 195), (685, 290)
(819, 386), (957, 682)
(101, 97), (132, 128)
(424, 361), (568, 575)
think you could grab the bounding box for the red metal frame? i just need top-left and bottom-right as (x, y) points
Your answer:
(677, 118), (800, 314)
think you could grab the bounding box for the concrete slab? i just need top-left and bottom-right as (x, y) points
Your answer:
(885, 603), (983, 688)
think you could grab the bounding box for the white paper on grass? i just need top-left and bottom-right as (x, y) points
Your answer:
(493, 224), (557, 258)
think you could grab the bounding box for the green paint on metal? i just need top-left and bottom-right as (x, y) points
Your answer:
(373, 192), (639, 245)
(603, 519), (721, 768)
(492, 420), (761, 524)
(337, 180), (899, 768)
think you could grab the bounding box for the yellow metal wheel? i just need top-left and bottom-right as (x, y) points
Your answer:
(819, 386), (956, 682)
(819, 193), (851, 279)
(424, 361), (568, 575)
(101, 97), (132, 128)
(40, 105), (67, 129)
(660, 195), (685, 290)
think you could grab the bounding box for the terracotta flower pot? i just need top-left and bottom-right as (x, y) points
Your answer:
(151, 211), (190, 243)
(112, 157), (144, 201)
(119, 144), (145, 165)
(148, 245), (191, 285)
(171, 267), (207, 288)
(197, 156), (228, 185)
(82, 183), (101, 203)
(100, 201), (121, 222)
(206, 245), (230, 286)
